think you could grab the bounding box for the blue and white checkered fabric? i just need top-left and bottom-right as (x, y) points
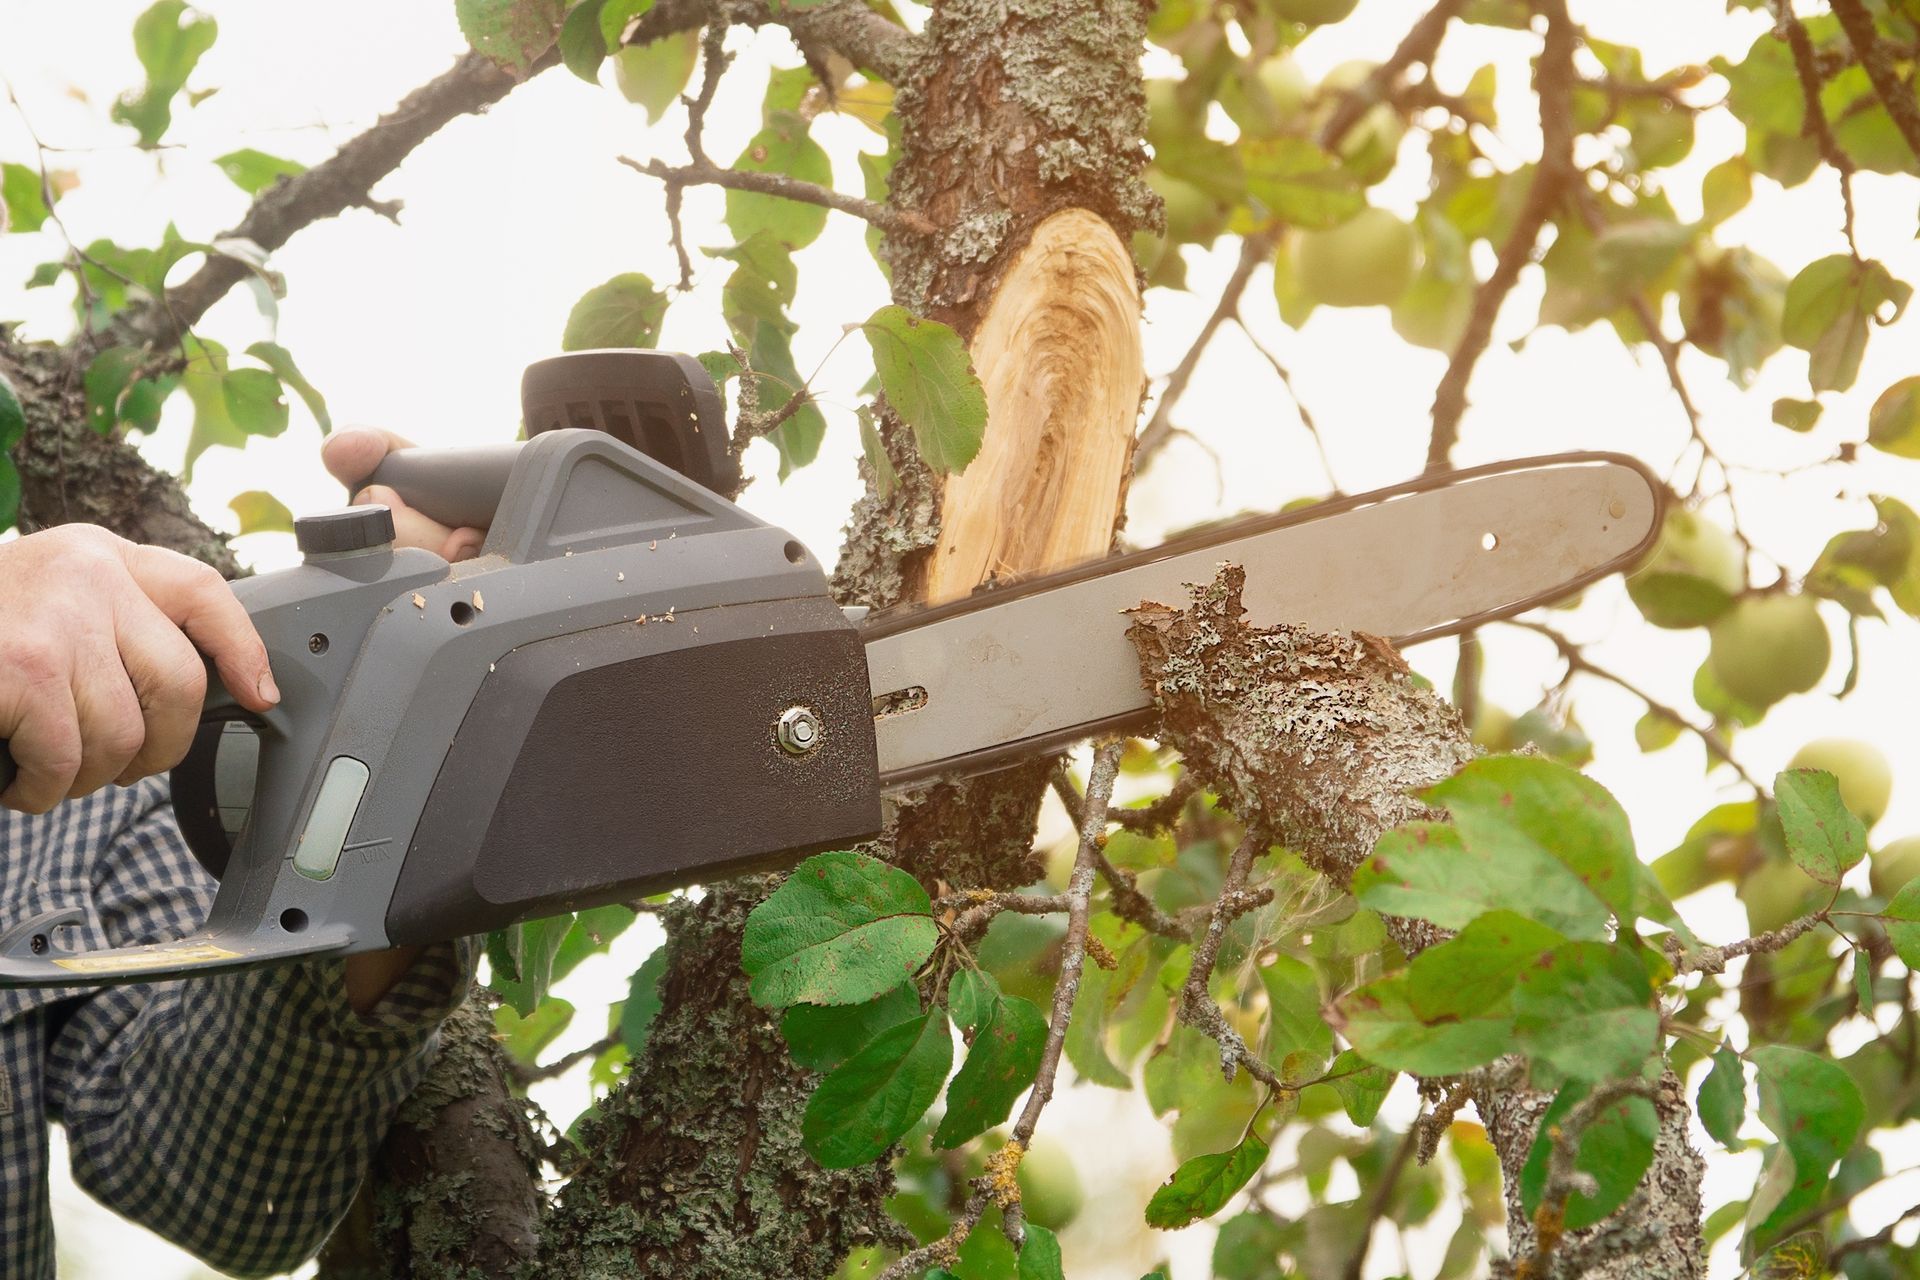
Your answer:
(0, 779), (473, 1278)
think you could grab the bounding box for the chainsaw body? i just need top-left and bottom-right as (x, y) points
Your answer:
(0, 358), (879, 983)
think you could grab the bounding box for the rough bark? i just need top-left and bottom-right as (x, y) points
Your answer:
(1, 332), (238, 574)
(317, 1000), (546, 1280)
(537, 887), (904, 1276)
(1125, 565), (1706, 1280)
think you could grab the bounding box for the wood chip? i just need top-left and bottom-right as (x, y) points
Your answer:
(472, 591), (485, 612)
(411, 593), (426, 609)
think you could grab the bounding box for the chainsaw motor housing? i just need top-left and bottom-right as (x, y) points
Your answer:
(0, 352), (880, 986)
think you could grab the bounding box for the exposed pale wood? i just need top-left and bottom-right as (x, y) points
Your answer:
(924, 208), (1143, 602)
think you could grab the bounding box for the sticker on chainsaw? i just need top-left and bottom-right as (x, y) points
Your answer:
(53, 943), (242, 973)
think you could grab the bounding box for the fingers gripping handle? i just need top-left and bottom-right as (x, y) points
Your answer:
(363, 442), (523, 532)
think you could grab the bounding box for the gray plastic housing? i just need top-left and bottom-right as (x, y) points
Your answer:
(0, 428), (879, 986)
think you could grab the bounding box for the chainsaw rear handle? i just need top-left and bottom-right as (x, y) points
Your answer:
(1, 349), (737, 805)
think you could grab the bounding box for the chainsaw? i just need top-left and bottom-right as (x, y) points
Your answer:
(0, 350), (1660, 986)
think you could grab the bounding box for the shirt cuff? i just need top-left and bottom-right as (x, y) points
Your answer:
(279, 935), (479, 1043)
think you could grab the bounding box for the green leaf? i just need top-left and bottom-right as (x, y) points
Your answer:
(562, 272), (667, 350)
(2, 163), (51, 233)
(861, 304), (988, 475)
(558, 0), (608, 81)
(619, 946), (669, 1054)
(724, 116), (832, 250)
(1017, 1224), (1064, 1280)
(222, 367), (289, 437)
(933, 989), (1046, 1147)
(0, 374), (24, 452)
(553, 902), (638, 980)
(1144, 1135), (1269, 1230)
(228, 490), (293, 536)
(1697, 1047), (1746, 1151)
(0, 458), (17, 531)
(1353, 818), (1604, 941)
(245, 341), (331, 431)
(1869, 376), (1920, 459)
(613, 28), (700, 122)
(456, 0), (565, 73)
(1256, 952), (1333, 1065)
(180, 336), (243, 481)
(80, 347), (170, 436)
(1517, 1083), (1657, 1231)
(212, 148), (306, 195)
(1213, 1213), (1287, 1280)
(856, 405), (897, 501)
(1324, 1049), (1393, 1127)
(1770, 397), (1822, 433)
(1407, 910), (1564, 1021)
(111, 1), (219, 146)
(742, 851), (937, 1008)
(1425, 755), (1639, 930)
(1239, 138), (1364, 230)
(490, 913), (574, 1015)
(1781, 254), (1912, 393)
(801, 1010), (952, 1167)
(600, 0), (655, 48)
(1773, 768), (1868, 885)
(1701, 156), (1752, 225)
(1879, 878), (1920, 969)
(1512, 942), (1658, 1081)
(494, 996), (575, 1061)
(782, 981), (921, 1072)
(1337, 972), (1512, 1075)
(1748, 1044), (1866, 1237)
(947, 965), (999, 1030)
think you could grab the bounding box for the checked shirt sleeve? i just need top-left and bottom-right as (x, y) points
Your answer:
(43, 793), (476, 1278)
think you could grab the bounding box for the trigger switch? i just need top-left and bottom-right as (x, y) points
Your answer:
(296, 505), (396, 558)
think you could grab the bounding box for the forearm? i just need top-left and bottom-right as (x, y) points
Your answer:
(53, 940), (474, 1277)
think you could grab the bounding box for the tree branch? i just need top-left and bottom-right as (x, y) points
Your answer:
(1426, 0), (1577, 471)
(1829, 0), (1920, 163)
(621, 0), (919, 86)
(135, 48), (559, 346)
(1776, 0), (1860, 256)
(1317, 0), (1470, 147)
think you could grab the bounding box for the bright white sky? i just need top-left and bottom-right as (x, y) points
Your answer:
(2, 1), (1918, 1277)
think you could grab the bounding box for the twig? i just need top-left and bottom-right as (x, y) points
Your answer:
(1176, 831), (1286, 1091)
(510, 1033), (621, 1085)
(1049, 768), (1191, 939)
(1107, 772), (1200, 833)
(873, 741), (1125, 1280)
(1505, 619), (1763, 792)
(618, 154), (931, 236)
(623, 0), (918, 85)
(1669, 908), (1829, 978)
(1830, 0), (1920, 163)
(1316, 0), (1468, 148)
(1342, 1121), (1419, 1280)
(1515, 1079), (1661, 1279)
(1414, 1081), (1470, 1164)
(1426, 0), (1576, 471)
(1831, 1201), (1920, 1265)
(1136, 235), (1270, 463)
(1776, 1), (1860, 257)
(1232, 316), (1340, 493)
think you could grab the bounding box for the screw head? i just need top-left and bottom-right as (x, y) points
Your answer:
(775, 705), (823, 756)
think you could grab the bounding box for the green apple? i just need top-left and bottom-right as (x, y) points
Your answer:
(1741, 857), (1825, 935)
(1294, 208), (1418, 308)
(1147, 168), (1225, 246)
(1263, 0), (1360, 23)
(1315, 60), (1408, 183)
(1625, 508), (1747, 628)
(1221, 53), (1310, 137)
(1870, 835), (1920, 899)
(1017, 1136), (1085, 1230)
(1790, 737), (1893, 829)
(1707, 593), (1830, 708)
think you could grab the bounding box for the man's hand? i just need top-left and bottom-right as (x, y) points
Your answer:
(0, 528), (278, 813)
(321, 428), (487, 564)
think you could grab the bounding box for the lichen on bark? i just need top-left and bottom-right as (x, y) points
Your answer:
(538, 885), (904, 1279)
